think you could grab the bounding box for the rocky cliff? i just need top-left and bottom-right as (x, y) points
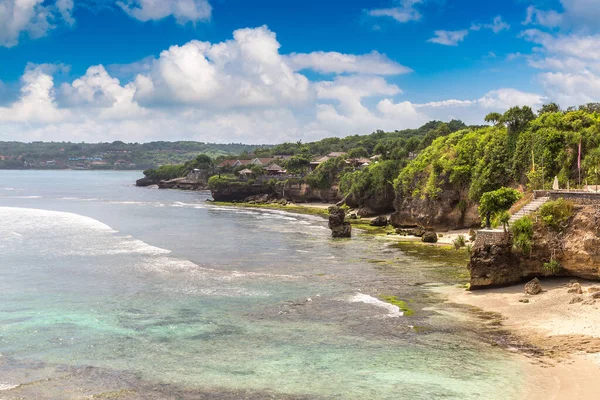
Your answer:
(390, 182), (480, 230)
(468, 205), (600, 289)
(210, 180), (343, 204)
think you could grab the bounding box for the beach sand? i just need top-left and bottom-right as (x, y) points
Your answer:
(439, 279), (600, 399)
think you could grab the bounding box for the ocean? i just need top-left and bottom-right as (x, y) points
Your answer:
(0, 170), (524, 399)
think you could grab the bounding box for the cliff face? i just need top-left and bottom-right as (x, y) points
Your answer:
(283, 182), (342, 203)
(210, 180), (343, 203)
(468, 205), (600, 289)
(390, 182), (480, 230)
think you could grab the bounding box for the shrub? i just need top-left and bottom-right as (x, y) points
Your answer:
(479, 187), (522, 228)
(511, 216), (534, 254)
(452, 234), (466, 250)
(543, 259), (561, 274)
(498, 211), (511, 231)
(208, 175), (238, 190)
(539, 198), (574, 231)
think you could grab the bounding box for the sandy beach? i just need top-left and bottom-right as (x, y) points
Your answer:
(440, 279), (600, 399)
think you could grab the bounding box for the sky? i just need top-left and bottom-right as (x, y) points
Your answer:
(0, 0), (598, 144)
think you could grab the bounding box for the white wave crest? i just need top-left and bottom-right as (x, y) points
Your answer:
(349, 293), (403, 318)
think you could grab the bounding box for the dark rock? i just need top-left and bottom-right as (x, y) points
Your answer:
(589, 287), (600, 293)
(591, 291), (600, 299)
(519, 299), (530, 303)
(328, 206), (351, 238)
(524, 278), (543, 295)
(357, 206), (377, 218)
(583, 298), (596, 305)
(467, 241), (523, 290)
(348, 213), (358, 220)
(421, 230), (438, 243)
(135, 177), (156, 187)
(370, 216), (388, 227)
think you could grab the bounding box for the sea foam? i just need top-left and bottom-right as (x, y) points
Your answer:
(349, 293), (403, 318)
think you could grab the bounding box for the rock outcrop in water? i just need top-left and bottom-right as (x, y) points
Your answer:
(328, 206), (351, 238)
(468, 203), (600, 289)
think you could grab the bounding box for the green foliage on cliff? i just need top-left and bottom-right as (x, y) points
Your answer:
(395, 127), (512, 202)
(511, 216), (534, 254)
(305, 157), (350, 189)
(208, 175), (242, 190)
(539, 198), (574, 231)
(340, 159), (403, 202)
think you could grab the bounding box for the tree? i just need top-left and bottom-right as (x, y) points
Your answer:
(502, 106), (536, 136)
(347, 147), (368, 158)
(478, 187), (522, 229)
(485, 112), (503, 125)
(539, 103), (561, 115)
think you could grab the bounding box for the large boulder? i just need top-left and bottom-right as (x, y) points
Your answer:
(370, 216), (388, 227)
(357, 206), (377, 218)
(524, 278), (543, 295)
(328, 206), (352, 238)
(136, 177), (156, 187)
(421, 230), (438, 243)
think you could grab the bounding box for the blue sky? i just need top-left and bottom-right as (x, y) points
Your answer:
(0, 0), (597, 143)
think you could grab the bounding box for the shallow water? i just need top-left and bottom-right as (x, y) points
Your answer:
(0, 171), (525, 399)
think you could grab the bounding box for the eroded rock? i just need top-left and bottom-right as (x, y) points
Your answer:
(370, 216), (388, 227)
(421, 231), (438, 243)
(568, 282), (583, 294)
(524, 278), (543, 295)
(328, 206), (351, 238)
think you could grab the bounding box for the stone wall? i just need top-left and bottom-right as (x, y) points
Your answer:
(473, 229), (512, 249)
(534, 190), (600, 205)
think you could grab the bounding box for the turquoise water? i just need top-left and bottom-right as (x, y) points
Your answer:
(0, 171), (524, 399)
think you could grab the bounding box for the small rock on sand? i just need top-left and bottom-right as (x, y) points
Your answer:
(519, 299), (530, 303)
(524, 278), (543, 295)
(591, 291), (600, 299)
(589, 287), (600, 293)
(583, 298), (596, 305)
(568, 283), (583, 294)
(570, 296), (584, 304)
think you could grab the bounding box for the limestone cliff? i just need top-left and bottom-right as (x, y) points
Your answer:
(468, 205), (600, 289)
(390, 182), (480, 230)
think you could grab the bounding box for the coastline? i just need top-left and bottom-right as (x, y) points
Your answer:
(439, 279), (600, 399)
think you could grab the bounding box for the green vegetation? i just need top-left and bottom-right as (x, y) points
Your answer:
(209, 201), (330, 217)
(379, 296), (414, 316)
(511, 216), (534, 254)
(452, 234), (466, 250)
(539, 198), (574, 231)
(543, 259), (561, 274)
(478, 187), (522, 228)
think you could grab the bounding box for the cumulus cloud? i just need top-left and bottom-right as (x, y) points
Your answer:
(0, 25), (544, 143)
(133, 26), (312, 108)
(427, 30), (469, 46)
(117, 0), (212, 24)
(286, 51), (412, 75)
(521, 28), (600, 105)
(366, 0), (424, 23)
(485, 16), (510, 33)
(0, 0), (75, 47)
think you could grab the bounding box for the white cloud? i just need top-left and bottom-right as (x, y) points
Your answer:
(0, 66), (67, 123)
(286, 51), (412, 75)
(427, 30), (469, 46)
(367, 0), (424, 23)
(523, 6), (563, 28)
(117, 0), (212, 24)
(520, 28), (600, 105)
(133, 26), (312, 108)
(0, 0), (51, 47)
(0, 26), (547, 143)
(485, 16), (510, 33)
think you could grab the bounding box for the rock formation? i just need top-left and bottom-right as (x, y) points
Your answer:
(370, 216), (388, 227)
(524, 278), (542, 295)
(468, 204), (600, 289)
(328, 206), (351, 238)
(421, 230), (438, 243)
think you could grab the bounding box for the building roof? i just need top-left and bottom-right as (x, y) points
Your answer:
(218, 159), (237, 167)
(252, 157), (276, 165)
(327, 152), (347, 158)
(266, 163), (284, 171)
(238, 168), (253, 174)
(236, 159), (253, 165)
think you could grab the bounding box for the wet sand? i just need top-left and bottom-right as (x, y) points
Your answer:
(440, 278), (600, 399)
